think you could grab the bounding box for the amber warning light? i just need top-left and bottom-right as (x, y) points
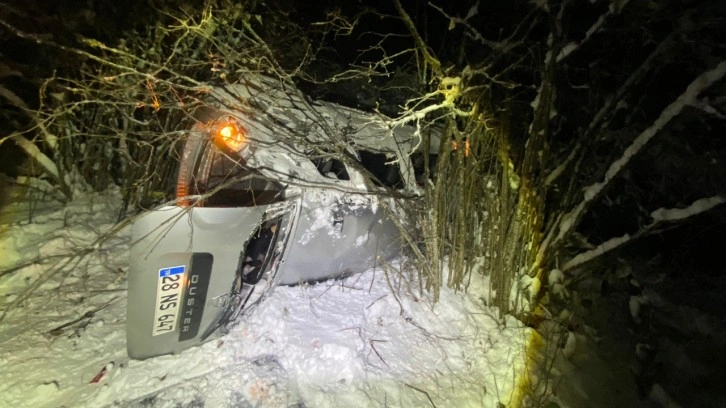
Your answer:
(215, 120), (246, 152)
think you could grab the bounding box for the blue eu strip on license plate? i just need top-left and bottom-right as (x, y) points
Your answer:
(160, 266), (185, 278)
(152, 265), (186, 336)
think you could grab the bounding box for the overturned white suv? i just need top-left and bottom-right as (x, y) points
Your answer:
(126, 76), (440, 359)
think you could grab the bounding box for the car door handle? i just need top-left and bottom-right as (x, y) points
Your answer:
(332, 209), (344, 232)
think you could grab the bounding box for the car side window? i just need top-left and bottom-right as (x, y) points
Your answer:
(311, 157), (350, 181)
(357, 150), (405, 189)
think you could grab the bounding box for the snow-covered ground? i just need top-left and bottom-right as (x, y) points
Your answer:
(0, 185), (533, 407)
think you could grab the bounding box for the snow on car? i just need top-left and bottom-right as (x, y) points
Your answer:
(127, 76), (440, 359)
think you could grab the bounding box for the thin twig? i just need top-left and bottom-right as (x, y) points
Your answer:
(404, 383), (437, 407)
(48, 297), (118, 336)
(369, 339), (390, 368)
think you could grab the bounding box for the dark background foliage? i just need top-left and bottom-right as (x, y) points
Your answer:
(2, 0), (724, 275)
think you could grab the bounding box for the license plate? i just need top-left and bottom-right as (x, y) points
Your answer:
(152, 265), (185, 336)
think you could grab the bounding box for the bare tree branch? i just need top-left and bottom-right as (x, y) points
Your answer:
(562, 195), (725, 271)
(542, 60), (726, 262)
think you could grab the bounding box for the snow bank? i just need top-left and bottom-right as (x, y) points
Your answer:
(0, 189), (533, 407)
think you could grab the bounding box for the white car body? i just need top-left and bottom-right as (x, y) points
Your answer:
(126, 77), (440, 359)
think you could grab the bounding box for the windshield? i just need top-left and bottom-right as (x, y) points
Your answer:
(191, 145), (287, 207)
